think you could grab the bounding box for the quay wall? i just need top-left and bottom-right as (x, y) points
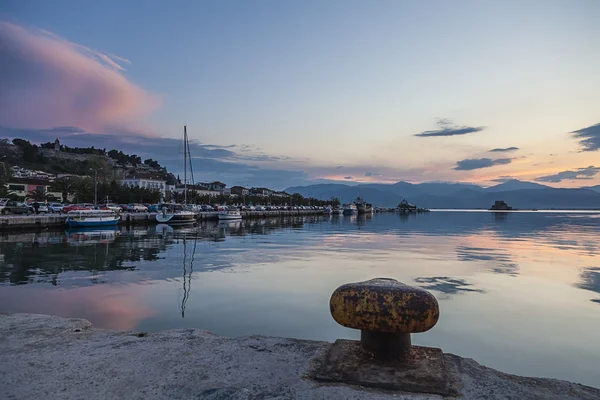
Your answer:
(0, 209), (325, 232)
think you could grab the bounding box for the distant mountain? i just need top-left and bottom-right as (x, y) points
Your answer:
(285, 181), (600, 209)
(583, 185), (600, 193)
(484, 179), (550, 192)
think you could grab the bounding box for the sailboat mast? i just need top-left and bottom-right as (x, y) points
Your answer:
(184, 125), (187, 205)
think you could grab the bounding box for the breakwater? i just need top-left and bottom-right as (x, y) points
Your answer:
(0, 209), (325, 232)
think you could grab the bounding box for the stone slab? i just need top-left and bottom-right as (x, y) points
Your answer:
(312, 339), (458, 396)
(1, 313), (600, 400)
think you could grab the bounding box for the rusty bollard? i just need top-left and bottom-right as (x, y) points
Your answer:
(314, 278), (455, 396)
(329, 277), (439, 360)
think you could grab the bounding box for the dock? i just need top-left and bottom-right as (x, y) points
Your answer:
(0, 209), (325, 232)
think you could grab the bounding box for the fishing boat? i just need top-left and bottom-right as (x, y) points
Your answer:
(217, 206), (242, 220)
(156, 126), (197, 225)
(66, 209), (120, 228)
(354, 196), (373, 214)
(342, 203), (357, 215)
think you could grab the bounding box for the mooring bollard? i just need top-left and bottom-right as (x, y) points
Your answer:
(314, 277), (456, 396)
(329, 277), (439, 360)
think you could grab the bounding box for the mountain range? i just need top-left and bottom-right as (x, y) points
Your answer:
(285, 180), (600, 209)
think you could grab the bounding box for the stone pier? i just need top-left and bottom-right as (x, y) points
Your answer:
(1, 314), (598, 400)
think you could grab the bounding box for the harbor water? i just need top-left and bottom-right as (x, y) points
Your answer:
(0, 211), (599, 388)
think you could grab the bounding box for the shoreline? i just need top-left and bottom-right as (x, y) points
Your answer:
(1, 313), (598, 399)
(0, 209), (326, 232)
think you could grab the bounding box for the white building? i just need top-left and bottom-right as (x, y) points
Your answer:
(121, 178), (167, 198)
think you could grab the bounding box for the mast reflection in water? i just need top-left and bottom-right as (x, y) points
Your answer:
(1, 212), (600, 388)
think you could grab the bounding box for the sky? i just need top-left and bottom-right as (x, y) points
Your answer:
(1, 0), (599, 189)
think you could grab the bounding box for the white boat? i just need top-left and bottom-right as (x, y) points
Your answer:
(217, 207), (242, 220)
(332, 208), (343, 215)
(156, 205), (196, 224)
(66, 209), (120, 228)
(342, 203), (357, 215)
(323, 206), (332, 214)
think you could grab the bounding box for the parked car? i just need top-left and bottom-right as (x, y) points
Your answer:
(127, 203), (148, 212)
(63, 204), (90, 213)
(101, 203), (122, 212)
(48, 203), (64, 213)
(1, 201), (30, 215)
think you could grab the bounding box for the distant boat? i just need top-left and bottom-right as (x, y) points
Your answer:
(343, 203), (357, 215)
(323, 206), (332, 214)
(156, 204), (196, 224)
(332, 208), (343, 215)
(354, 196), (373, 214)
(66, 209), (120, 228)
(490, 200), (513, 211)
(217, 206), (242, 220)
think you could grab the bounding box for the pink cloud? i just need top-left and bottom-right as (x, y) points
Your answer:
(0, 21), (159, 134)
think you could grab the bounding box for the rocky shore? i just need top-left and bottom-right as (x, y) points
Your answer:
(1, 313), (598, 399)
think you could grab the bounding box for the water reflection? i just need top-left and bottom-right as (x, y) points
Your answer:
(455, 246), (519, 276)
(1, 212), (600, 387)
(414, 276), (484, 297)
(577, 267), (600, 305)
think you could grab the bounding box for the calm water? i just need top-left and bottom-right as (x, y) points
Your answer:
(1, 212), (599, 387)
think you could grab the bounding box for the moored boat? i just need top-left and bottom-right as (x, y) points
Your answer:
(332, 208), (343, 215)
(323, 206), (333, 214)
(66, 209), (120, 228)
(354, 196), (373, 214)
(217, 206), (242, 220)
(156, 204), (196, 224)
(342, 203), (357, 215)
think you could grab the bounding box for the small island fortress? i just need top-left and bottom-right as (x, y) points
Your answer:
(490, 200), (513, 210)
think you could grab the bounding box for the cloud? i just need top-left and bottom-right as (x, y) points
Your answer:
(415, 118), (485, 137)
(454, 158), (512, 171)
(344, 176), (353, 180)
(0, 21), (159, 133)
(364, 172), (381, 177)
(336, 166), (343, 169)
(535, 166), (600, 183)
(570, 122), (600, 151)
(489, 147), (519, 153)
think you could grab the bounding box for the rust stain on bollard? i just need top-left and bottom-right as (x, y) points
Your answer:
(313, 277), (457, 396)
(330, 278), (439, 333)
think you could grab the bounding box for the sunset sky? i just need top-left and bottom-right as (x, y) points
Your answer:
(1, 1), (599, 189)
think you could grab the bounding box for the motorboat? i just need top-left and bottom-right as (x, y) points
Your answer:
(217, 206), (242, 220)
(342, 203), (357, 215)
(156, 204), (196, 224)
(66, 209), (120, 228)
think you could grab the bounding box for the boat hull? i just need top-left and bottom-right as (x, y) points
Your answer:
(66, 218), (119, 228)
(156, 213), (196, 224)
(217, 212), (242, 220)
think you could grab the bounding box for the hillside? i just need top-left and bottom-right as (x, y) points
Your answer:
(0, 138), (177, 184)
(286, 180), (600, 209)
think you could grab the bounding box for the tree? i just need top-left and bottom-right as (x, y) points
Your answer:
(50, 177), (76, 203)
(28, 187), (49, 201)
(72, 177), (93, 203)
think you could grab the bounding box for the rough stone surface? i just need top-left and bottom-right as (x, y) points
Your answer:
(1, 313), (599, 400)
(313, 340), (457, 396)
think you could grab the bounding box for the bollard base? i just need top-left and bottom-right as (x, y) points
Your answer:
(313, 339), (458, 396)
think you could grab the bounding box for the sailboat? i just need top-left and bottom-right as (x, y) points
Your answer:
(156, 125), (196, 224)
